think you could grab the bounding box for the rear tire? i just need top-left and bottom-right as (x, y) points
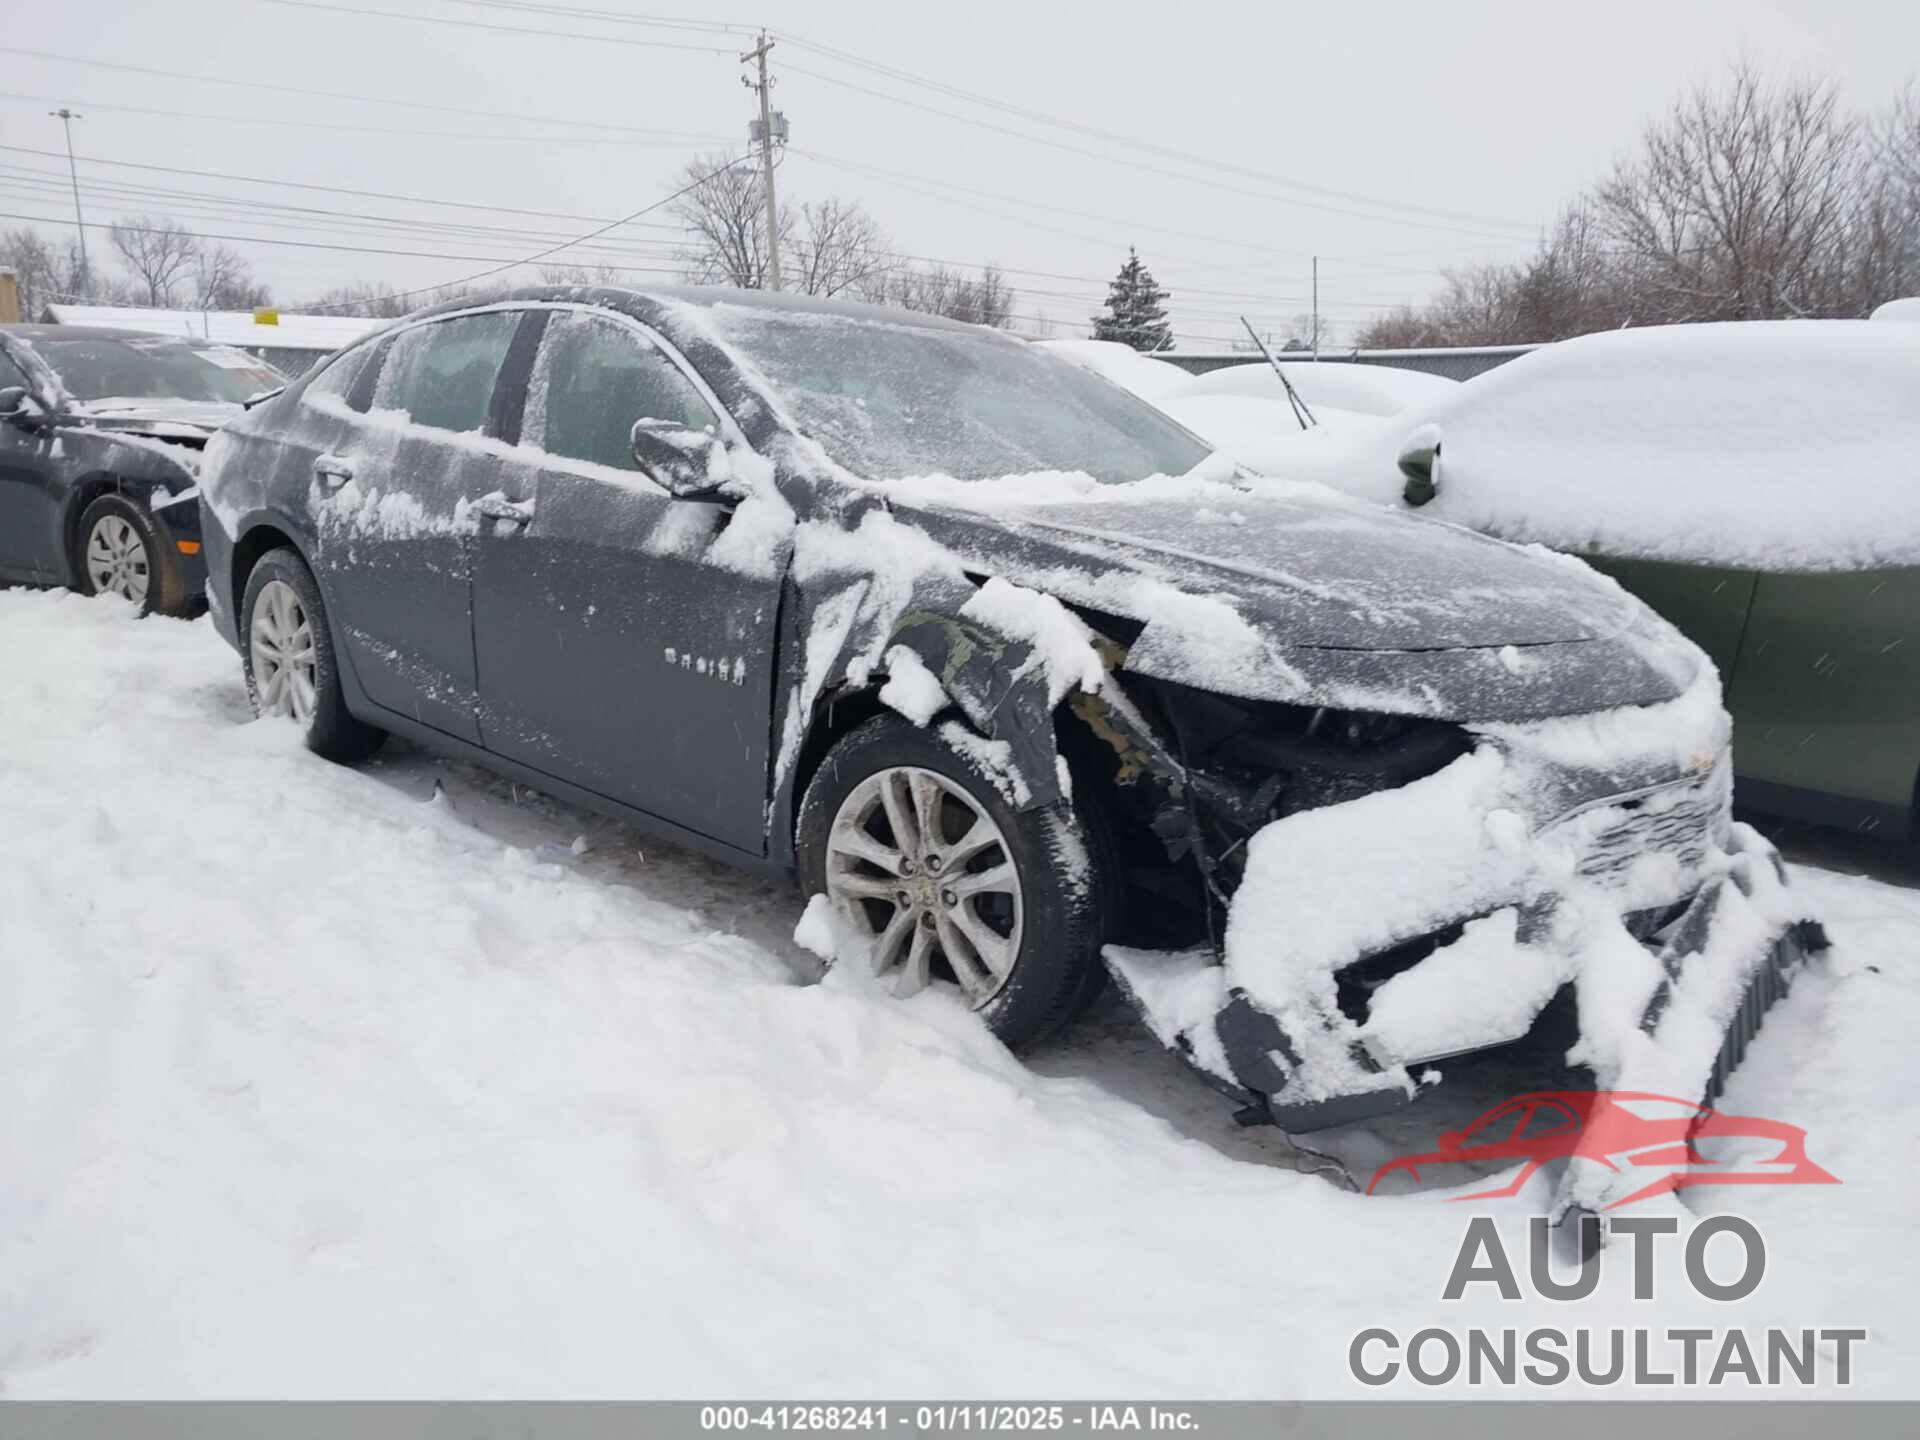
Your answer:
(74, 493), (189, 617)
(797, 715), (1104, 1048)
(240, 547), (385, 763)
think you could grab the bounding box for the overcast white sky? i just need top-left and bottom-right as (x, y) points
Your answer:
(5, 0), (1915, 346)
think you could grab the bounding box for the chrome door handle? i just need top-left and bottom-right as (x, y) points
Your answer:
(471, 492), (535, 526)
(313, 455), (354, 489)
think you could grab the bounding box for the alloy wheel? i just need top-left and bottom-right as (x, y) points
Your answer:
(249, 579), (318, 725)
(85, 514), (150, 605)
(824, 764), (1024, 1005)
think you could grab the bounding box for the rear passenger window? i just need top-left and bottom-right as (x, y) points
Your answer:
(374, 311), (521, 434)
(305, 344), (372, 407)
(526, 312), (717, 472)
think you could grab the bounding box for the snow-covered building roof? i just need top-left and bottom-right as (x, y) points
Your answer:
(39, 303), (380, 370)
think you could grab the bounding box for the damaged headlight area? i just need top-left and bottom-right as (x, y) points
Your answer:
(1071, 662), (1825, 1173)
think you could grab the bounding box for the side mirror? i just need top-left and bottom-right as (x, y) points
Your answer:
(0, 385), (47, 431)
(1398, 440), (1439, 507)
(631, 418), (725, 498)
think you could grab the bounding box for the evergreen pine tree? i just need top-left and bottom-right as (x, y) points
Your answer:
(1090, 247), (1173, 352)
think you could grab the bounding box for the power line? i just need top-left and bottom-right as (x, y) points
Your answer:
(258, 0), (739, 53)
(248, 0), (1536, 240)
(8, 47), (734, 139)
(0, 89), (726, 146)
(304, 150), (764, 311)
(0, 143), (643, 225)
(405, 0), (1540, 235)
(782, 62), (1535, 243)
(771, 33), (1538, 234)
(0, 165), (1417, 313)
(442, 0), (752, 35)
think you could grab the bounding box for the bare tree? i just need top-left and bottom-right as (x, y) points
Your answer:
(108, 215), (201, 307)
(1593, 65), (1866, 321)
(1361, 68), (1920, 346)
(0, 227), (62, 317)
(535, 261), (631, 287)
(300, 281), (419, 318)
(1276, 311), (1335, 351)
(1353, 305), (1437, 349)
(669, 151), (791, 289)
(1863, 83), (1920, 303)
(875, 262), (1015, 327)
(788, 197), (892, 298)
(191, 243), (271, 311)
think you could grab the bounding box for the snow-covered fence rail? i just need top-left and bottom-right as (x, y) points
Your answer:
(1158, 342), (1543, 382)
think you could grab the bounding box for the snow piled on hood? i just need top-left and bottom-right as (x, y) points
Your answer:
(1382, 319), (1920, 572)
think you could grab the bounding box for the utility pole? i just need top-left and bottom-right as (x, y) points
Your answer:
(50, 107), (89, 295)
(1311, 255), (1319, 360)
(740, 31), (783, 292)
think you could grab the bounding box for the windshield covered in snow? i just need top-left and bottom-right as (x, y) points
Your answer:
(705, 307), (1213, 483)
(33, 337), (284, 406)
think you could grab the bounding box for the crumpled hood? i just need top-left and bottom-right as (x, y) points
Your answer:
(74, 397), (242, 445)
(895, 487), (1698, 721)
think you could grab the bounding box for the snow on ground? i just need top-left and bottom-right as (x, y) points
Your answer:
(4, 591), (1919, 1397)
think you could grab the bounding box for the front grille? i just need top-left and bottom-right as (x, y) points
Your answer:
(1564, 762), (1732, 890)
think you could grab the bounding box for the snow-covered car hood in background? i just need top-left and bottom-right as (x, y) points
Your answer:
(892, 481), (1697, 721)
(71, 397), (244, 446)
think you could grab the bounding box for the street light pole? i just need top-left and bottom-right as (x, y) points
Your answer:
(49, 107), (89, 294)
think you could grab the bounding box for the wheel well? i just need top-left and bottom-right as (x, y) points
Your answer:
(62, 473), (133, 576)
(789, 683), (891, 844)
(787, 676), (1143, 908)
(229, 523), (298, 622)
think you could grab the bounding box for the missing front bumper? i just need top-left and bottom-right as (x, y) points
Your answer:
(1106, 826), (1825, 1135)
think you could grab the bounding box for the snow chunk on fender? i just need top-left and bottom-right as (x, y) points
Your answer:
(878, 645), (947, 726)
(958, 576), (1104, 704)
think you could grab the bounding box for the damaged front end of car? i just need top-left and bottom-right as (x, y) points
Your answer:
(1067, 636), (1826, 1154)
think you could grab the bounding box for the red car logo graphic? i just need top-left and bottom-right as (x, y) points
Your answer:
(1367, 1090), (1838, 1209)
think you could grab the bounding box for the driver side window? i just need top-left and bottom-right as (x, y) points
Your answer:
(527, 312), (717, 473)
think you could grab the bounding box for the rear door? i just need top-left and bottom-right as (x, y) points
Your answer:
(304, 308), (531, 745)
(471, 307), (783, 853)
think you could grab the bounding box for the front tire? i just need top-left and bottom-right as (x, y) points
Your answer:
(74, 493), (188, 617)
(240, 547), (384, 762)
(797, 715), (1103, 1048)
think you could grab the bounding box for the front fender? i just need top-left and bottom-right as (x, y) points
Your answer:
(883, 609), (1062, 811)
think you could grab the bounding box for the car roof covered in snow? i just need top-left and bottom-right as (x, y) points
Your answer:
(1368, 319), (1920, 572)
(404, 283), (1022, 341)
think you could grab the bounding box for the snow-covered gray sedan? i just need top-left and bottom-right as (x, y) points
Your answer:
(195, 285), (1819, 1161)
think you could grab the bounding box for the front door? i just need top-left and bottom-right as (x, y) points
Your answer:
(471, 308), (784, 854)
(1723, 567), (1920, 831)
(0, 346), (56, 580)
(304, 309), (530, 745)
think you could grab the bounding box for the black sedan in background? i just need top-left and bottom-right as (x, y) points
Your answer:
(0, 325), (284, 615)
